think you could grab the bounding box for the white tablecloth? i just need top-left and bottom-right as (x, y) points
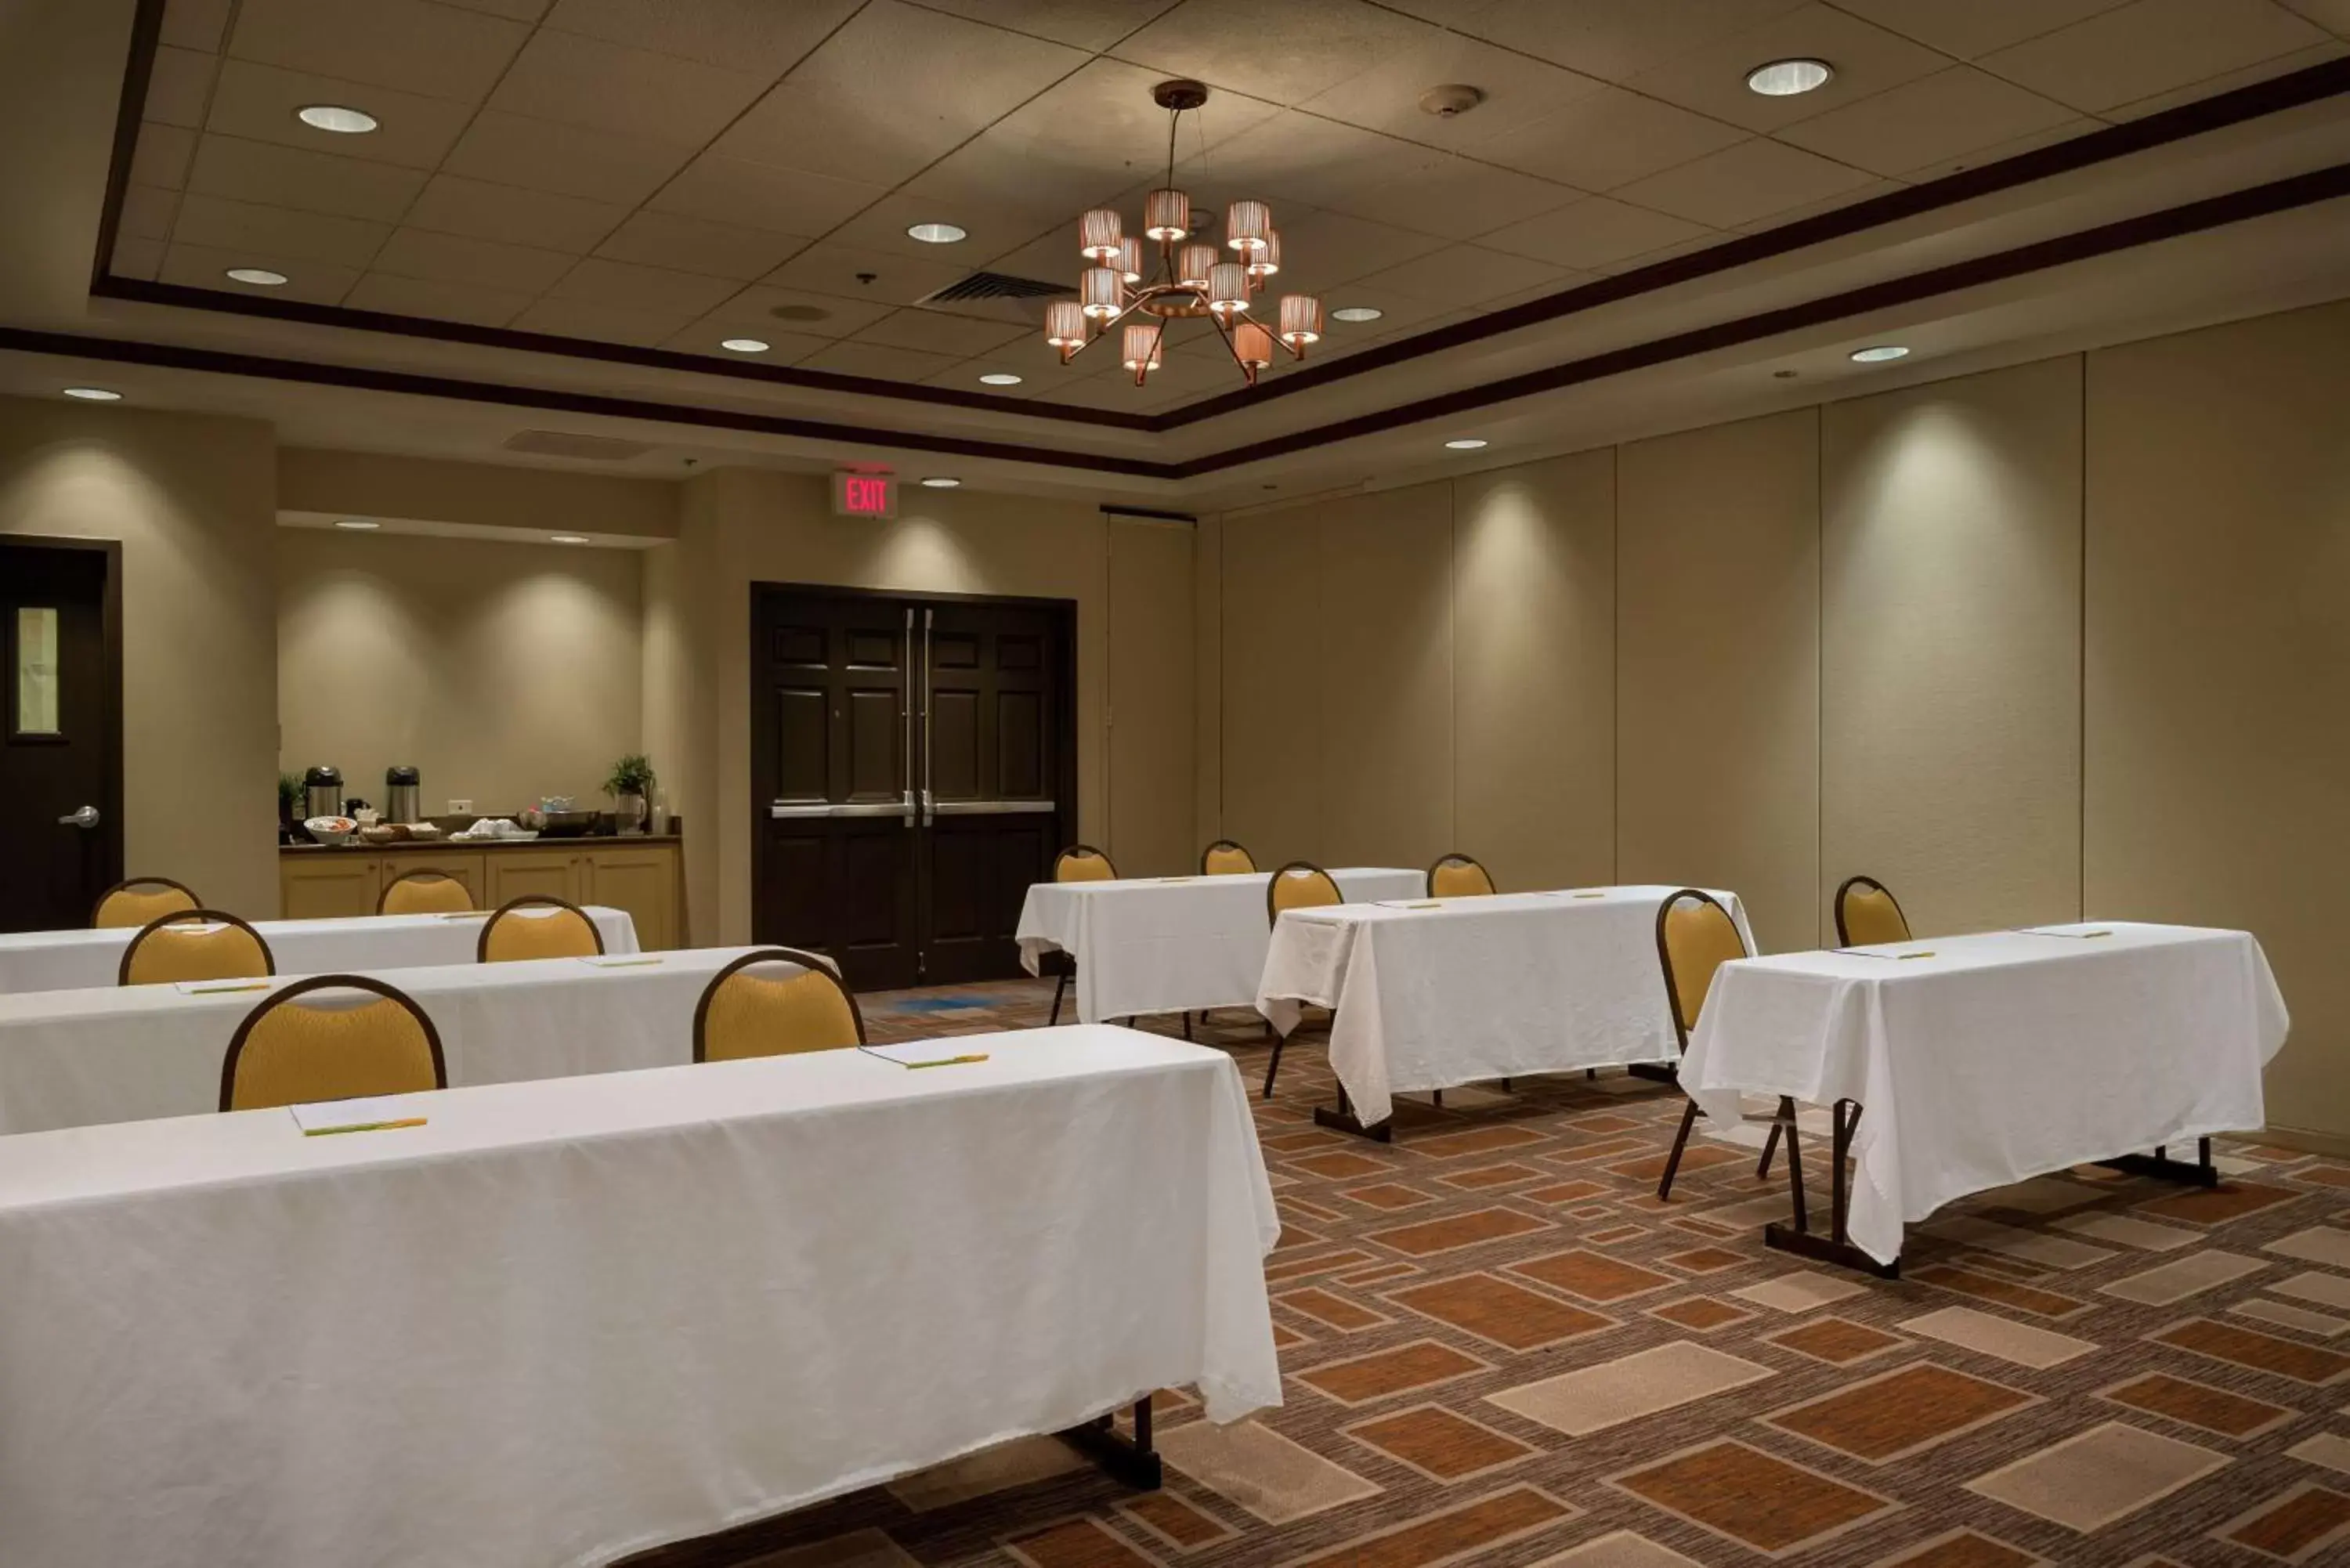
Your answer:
(1256, 887), (1757, 1128)
(1682, 922), (2290, 1264)
(0, 946), (783, 1135)
(1016, 869), (1422, 1023)
(0, 1026), (1280, 1568)
(0, 907), (640, 994)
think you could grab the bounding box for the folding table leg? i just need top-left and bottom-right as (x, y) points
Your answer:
(1049, 970), (1068, 1027)
(1182, 1013), (1193, 1041)
(2099, 1139), (2222, 1188)
(1764, 1097), (1899, 1278)
(1058, 1396), (1162, 1489)
(1260, 1035), (1285, 1097)
(1757, 1121), (1782, 1180)
(1779, 1097), (1806, 1234)
(1656, 1100), (1703, 1200)
(1314, 1085), (1393, 1143)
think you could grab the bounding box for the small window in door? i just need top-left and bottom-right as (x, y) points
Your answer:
(13, 607), (60, 737)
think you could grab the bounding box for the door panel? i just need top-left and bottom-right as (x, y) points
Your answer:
(1, 541), (118, 932)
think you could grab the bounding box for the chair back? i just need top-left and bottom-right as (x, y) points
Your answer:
(477, 895), (604, 963)
(1201, 840), (1256, 876)
(120, 909), (275, 987)
(1427, 853), (1496, 898)
(1052, 844), (1118, 883)
(1654, 889), (1749, 1048)
(93, 876), (199, 930)
(1267, 860), (1342, 927)
(220, 974), (445, 1111)
(693, 948), (866, 1062)
(379, 869), (475, 916)
(1835, 875), (1912, 948)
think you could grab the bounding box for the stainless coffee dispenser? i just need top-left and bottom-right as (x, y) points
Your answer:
(385, 766), (421, 825)
(302, 765), (344, 820)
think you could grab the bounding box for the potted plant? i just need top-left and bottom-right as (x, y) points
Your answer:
(277, 772), (303, 844)
(604, 753), (656, 835)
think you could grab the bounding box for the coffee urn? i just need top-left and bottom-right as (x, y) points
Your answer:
(385, 766), (421, 825)
(302, 764), (344, 820)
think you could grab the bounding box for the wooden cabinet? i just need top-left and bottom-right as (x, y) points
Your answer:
(484, 847), (588, 907)
(584, 845), (677, 952)
(280, 854), (380, 919)
(377, 852), (487, 911)
(280, 840), (682, 949)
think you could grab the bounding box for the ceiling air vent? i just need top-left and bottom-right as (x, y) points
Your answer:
(921, 271), (1073, 305)
(501, 430), (656, 461)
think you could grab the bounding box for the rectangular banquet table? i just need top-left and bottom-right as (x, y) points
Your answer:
(0, 945), (785, 1135)
(1256, 886), (1756, 1134)
(0, 905), (640, 994)
(0, 1026), (1281, 1568)
(1681, 921), (2290, 1270)
(1016, 868), (1423, 1024)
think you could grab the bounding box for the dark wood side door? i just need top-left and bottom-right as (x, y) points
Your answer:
(0, 539), (121, 933)
(750, 586), (1071, 990)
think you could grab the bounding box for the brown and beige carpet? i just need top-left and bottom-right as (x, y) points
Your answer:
(626, 980), (2350, 1568)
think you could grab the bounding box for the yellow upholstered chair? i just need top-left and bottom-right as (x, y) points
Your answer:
(693, 948), (866, 1062)
(1834, 875), (1913, 948)
(1047, 844), (1119, 1025)
(1201, 840), (1256, 876)
(1260, 861), (1345, 1097)
(1652, 888), (1799, 1201)
(119, 909), (275, 987)
(220, 974), (445, 1111)
(378, 869), (475, 916)
(476, 895), (604, 963)
(92, 876), (199, 930)
(1426, 852), (1496, 898)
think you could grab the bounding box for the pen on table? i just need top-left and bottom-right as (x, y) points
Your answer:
(303, 1118), (428, 1136)
(907, 1053), (989, 1069)
(193, 981), (273, 993)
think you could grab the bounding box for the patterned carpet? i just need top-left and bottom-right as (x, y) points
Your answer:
(625, 980), (2350, 1568)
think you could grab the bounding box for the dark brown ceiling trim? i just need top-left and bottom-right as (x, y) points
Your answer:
(90, 0), (165, 295)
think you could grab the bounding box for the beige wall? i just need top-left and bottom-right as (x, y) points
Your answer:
(279, 448), (679, 541)
(277, 528), (646, 815)
(1106, 514), (1195, 877)
(0, 397), (279, 915)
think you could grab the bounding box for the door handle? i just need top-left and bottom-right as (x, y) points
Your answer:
(58, 804), (99, 829)
(902, 608), (916, 827)
(920, 609), (933, 828)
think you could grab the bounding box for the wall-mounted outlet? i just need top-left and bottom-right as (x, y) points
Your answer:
(447, 798), (472, 814)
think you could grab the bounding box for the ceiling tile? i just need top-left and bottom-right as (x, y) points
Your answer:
(1115, 0), (1439, 104)
(647, 154), (888, 240)
(1434, 0), (1814, 81)
(146, 46), (220, 128)
(592, 211), (808, 280)
(131, 122), (197, 190)
(110, 234), (165, 281)
(1033, 370), (1157, 410)
(225, 0), (530, 103)
(1828, 0), (2135, 58)
(1343, 241), (1567, 303)
(439, 0), (551, 17)
(548, 258), (743, 316)
(796, 339), (967, 383)
(909, 0), (1182, 51)
(508, 295), (707, 348)
(654, 324), (834, 363)
(2102, 38), (2346, 117)
(2278, 0), (2350, 38)
(484, 29), (774, 146)
(1173, 109), (1411, 207)
(1888, 114), (2100, 180)
(763, 242), (973, 306)
(1607, 132), (1875, 226)
(852, 308), (1032, 357)
(540, 0), (861, 73)
(1244, 206), (1451, 287)
(172, 191), (391, 267)
(204, 60), (475, 170)
(924, 329), (1095, 391)
(1305, 32), (1611, 150)
(186, 134), (429, 222)
(119, 186), (183, 244)
(1313, 149), (1582, 239)
(342, 272), (537, 327)
(822, 192), (1061, 266)
(1623, 3), (1951, 132)
(157, 240), (360, 302)
(1729, 172), (1903, 231)
(161, 0), (232, 52)
(404, 175), (630, 253)
(1774, 65), (2084, 177)
(1477, 193), (1716, 268)
(1472, 87), (1750, 191)
(1976, 0), (2330, 114)
(371, 226), (580, 292)
(672, 285), (895, 345)
(712, 0), (1087, 187)
(442, 110), (699, 205)
(1292, 282), (1464, 334)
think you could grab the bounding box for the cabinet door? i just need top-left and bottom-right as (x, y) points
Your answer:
(280, 855), (381, 919)
(584, 847), (675, 951)
(483, 849), (584, 907)
(378, 852), (488, 910)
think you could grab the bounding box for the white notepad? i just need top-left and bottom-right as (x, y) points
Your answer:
(577, 954), (663, 968)
(859, 1041), (992, 1068)
(287, 1097), (428, 1136)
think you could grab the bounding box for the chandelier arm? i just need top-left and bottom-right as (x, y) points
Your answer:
(1203, 308), (1260, 387)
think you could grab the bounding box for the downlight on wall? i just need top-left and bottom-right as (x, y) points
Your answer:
(61, 386), (121, 401)
(1444, 438), (1489, 450)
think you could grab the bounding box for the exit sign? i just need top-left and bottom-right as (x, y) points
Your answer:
(832, 471), (898, 518)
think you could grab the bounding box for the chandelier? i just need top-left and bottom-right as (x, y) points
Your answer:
(1046, 79), (1322, 389)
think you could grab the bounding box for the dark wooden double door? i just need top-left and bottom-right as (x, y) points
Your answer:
(750, 587), (1072, 991)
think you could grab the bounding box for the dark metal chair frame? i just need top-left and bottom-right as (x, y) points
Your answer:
(1047, 844), (1117, 1028)
(475, 894), (606, 962)
(92, 875), (198, 927)
(1831, 874), (1912, 948)
(691, 946), (867, 1062)
(118, 908), (277, 986)
(219, 972), (446, 1111)
(377, 867), (473, 915)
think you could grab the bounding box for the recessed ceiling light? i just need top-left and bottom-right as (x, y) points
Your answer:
(720, 337), (770, 353)
(1444, 437), (1488, 450)
(549, 534), (590, 545)
(334, 518), (379, 530)
(978, 372), (1022, 386)
(60, 386), (121, 401)
(906, 221), (967, 244)
(297, 104), (378, 134)
(1330, 305), (1383, 323)
(1849, 345), (1910, 363)
(225, 267), (288, 287)
(1746, 58), (1832, 96)
(920, 476), (960, 488)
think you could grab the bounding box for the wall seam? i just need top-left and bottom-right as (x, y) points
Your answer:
(1450, 478), (1459, 854)
(2077, 352), (2089, 922)
(1815, 402), (1826, 950)
(1611, 443), (1621, 886)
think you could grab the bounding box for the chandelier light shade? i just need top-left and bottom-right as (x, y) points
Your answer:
(1177, 243), (1217, 290)
(1115, 236), (1144, 284)
(1045, 299), (1088, 348)
(1246, 229), (1281, 280)
(1079, 208), (1123, 260)
(1080, 266), (1123, 319)
(1121, 322), (1164, 373)
(1233, 319), (1274, 368)
(1207, 262), (1250, 316)
(1278, 293), (1324, 346)
(1144, 188), (1190, 241)
(1225, 199), (1271, 255)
